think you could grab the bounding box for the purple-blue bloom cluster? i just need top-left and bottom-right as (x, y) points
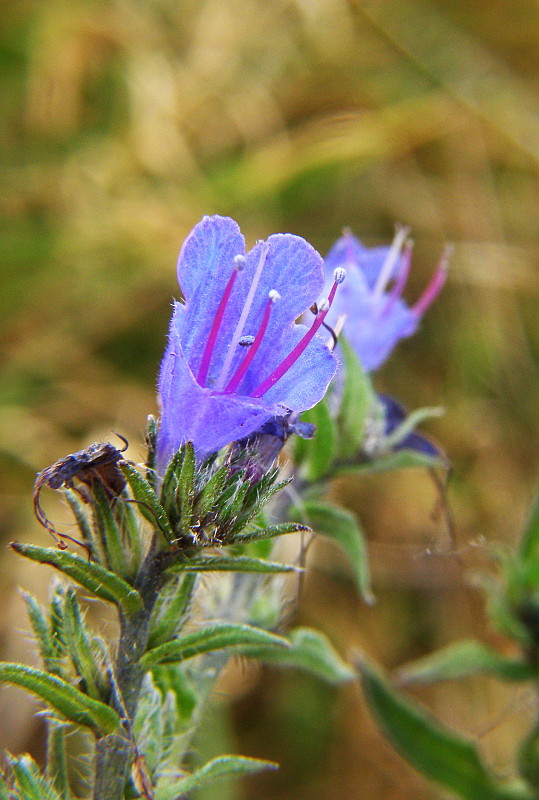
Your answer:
(157, 215), (342, 471)
(321, 227), (448, 372)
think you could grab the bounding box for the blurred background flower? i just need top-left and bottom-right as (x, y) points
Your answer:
(1, 0), (538, 797)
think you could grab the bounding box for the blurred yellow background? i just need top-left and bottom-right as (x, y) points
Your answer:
(1, 1), (538, 797)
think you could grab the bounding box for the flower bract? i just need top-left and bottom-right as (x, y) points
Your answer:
(157, 215), (340, 471)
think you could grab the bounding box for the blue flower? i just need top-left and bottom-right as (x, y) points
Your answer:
(157, 215), (343, 471)
(321, 227), (449, 371)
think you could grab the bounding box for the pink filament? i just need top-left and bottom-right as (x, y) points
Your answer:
(382, 242), (412, 316)
(251, 280), (340, 399)
(196, 269), (238, 387)
(224, 296), (274, 394)
(412, 246), (451, 317)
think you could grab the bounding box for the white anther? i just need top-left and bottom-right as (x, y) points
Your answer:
(269, 289), (281, 302)
(333, 267), (346, 284)
(233, 254), (246, 270)
(239, 335), (255, 346)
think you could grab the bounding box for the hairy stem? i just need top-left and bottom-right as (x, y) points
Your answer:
(92, 540), (166, 800)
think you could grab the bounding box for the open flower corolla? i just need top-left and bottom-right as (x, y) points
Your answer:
(321, 227), (449, 371)
(157, 215), (342, 471)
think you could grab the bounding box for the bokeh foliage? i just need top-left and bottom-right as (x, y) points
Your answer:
(1, 1), (538, 798)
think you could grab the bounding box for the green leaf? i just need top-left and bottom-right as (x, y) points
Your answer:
(335, 448), (444, 477)
(91, 482), (129, 578)
(395, 640), (533, 686)
(239, 627), (354, 685)
(298, 501), (373, 605)
(148, 573), (198, 649)
(140, 623), (290, 669)
(10, 542), (143, 615)
(120, 461), (174, 542)
(155, 755), (278, 800)
(22, 592), (58, 674)
(234, 522), (310, 545)
(356, 655), (533, 800)
(64, 490), (99, 558)
(63, 589), (104, 699)
(302, 400), (337, 481)
(7, 754), (63, 800)
(133, 673), (164, 777)
(46, 720), (72, 800)
(336, 336), (374, 459)
(166, 554), (298, 575)
(0, 663), (120, 734)
(176, 442), (196, 535)
(193, 463), (228, 520)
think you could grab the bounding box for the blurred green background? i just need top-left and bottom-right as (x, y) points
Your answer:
(1, 0), (538, 797)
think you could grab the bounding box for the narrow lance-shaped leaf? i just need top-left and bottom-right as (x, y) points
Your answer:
(395, 640), (533, 686)
(148, 573), (198, 649)
(239, 627), (354, 685)
(297, 501), (374, 605)
(91, 482), (129, 578)
(7, 754), (63, 800)
(141, 623), (290, 670)
(63, 589), (103, 700)
(166, 554), (299, 575)
(22, 591), (57, 674)
(120, 461), (174, 542)
(64, 489), (99, 560)
(176, 441), (196, 535)
(155, 755), (278, 800)
(11, 542), (143, 616)
(46, 720), (72, 800)
(356, 655), (534, 800)
(0, 663), (120, 735)
(234, 522), (310, 545)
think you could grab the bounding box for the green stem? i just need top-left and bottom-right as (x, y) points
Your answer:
(92, 540), (167, 800)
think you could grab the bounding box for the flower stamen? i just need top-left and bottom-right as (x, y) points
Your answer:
(412, 245), (452, 317)
(224, 290), (280, 394)
(251, 269), (345, 399)
(382, 239), (413, 316)
(372, 225), (410, 300)
(196, 256), (244, 387)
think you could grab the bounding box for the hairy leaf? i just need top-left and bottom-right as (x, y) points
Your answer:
(141, 623), (290, 669)
(10, 542), (143, 615)
(155, 755), (278, 800)
(0, 663), (120, 734)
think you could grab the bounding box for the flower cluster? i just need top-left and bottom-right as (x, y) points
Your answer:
(157, 216), (447, 472)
